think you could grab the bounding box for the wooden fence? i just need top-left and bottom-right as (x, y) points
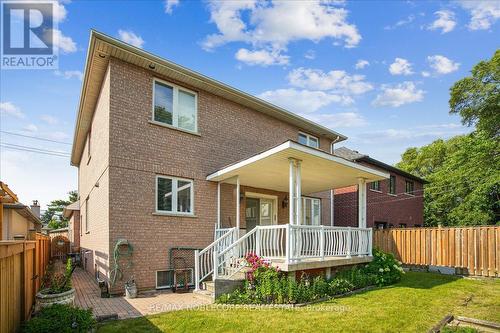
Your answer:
(0, 233), (50, 333)
(373, 226), (500, 277)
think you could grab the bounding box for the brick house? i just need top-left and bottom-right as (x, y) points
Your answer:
(63, 201), (80, 251)
(71, 31), (401, 295)
(333, 147), (426, 229)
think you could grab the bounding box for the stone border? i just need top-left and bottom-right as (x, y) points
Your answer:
(428, 314), (500, 332)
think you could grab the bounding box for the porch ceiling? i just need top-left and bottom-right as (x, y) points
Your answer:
(207, 141), (390, 194)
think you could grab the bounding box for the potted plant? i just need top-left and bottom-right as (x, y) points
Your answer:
(36, 259), (76, 311)
(125, 276), (137, 299)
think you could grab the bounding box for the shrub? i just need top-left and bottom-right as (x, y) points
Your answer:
(364, 249), (404, 286)
(22, 304), (95, 333)
(40, 259), (75, 294)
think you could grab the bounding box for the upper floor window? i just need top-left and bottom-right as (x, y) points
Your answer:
(153, 79), (197, 133)
(298, 132), (319, 148)
(156, 175), (194, 215)
(389, 175), (396, 195)
(369, 180), (381, 192)
(405, 180), (415, 195)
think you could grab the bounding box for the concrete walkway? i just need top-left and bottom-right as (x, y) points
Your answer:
(73, 268), (211, 320)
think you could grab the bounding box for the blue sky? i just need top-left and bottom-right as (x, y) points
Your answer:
(1, 0), (499, 208)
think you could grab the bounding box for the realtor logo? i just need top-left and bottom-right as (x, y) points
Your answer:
(1, 1), (58, 69)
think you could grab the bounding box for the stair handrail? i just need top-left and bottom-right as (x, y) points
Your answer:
(215, 227), (259, 279)
(195, 227), (237, 290)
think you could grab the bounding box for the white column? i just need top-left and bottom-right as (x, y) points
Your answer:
(358, 178), (367, 228)
(295, 160), (302, 225)
(194, 250), (200, 290)
(288, 158), (295, 225)
(330, 189), (334, 226)
(217, 182), (221, 229)
(236, 176), (240, 231)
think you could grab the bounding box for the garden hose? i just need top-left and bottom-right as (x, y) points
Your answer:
(110, 239), (133, 287)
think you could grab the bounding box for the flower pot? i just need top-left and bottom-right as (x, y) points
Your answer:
(35, 288), (75, 312)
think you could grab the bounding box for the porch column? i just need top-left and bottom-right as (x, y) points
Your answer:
(358, 178), (367, 228)
(217, 182), (221, 229)
(236, 176), (240, 231)
(288, 158), (295, 225)
(295, 160), (302, 225)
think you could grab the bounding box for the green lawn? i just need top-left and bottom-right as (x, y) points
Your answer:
(98, 272), (500, 333)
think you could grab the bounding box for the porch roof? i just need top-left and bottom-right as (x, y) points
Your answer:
(206, 141), (390, 194)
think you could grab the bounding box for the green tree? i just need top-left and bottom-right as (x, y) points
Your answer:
(397, 132), (499, 226)
(42, 190), (78, 229)
(449, 49), (500, 138)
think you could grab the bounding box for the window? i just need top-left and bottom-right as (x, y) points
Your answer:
(298, 132), (319, 148)
(153, 79), (197, 132)
(405, 180), (415, 195)
(369, 180), (381, 192)
(156, 175), (194, 215)
(389, 175), (396, 195)
(301, 197), (321, 225)
(375, 222), (387, 229)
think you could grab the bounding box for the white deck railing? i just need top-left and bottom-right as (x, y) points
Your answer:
(195, 224), (372, 290)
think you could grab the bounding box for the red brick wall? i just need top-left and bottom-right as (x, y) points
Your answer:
(103, 58), (334, 291)
(334, 162), (424, 228)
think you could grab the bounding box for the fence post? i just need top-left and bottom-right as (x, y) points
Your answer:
(285, 224), (290, 264)
(194, 250), (200, 291)
(346, 227), (352, 258)
(212, 248), (218, 281)
(369, 228), (373, 256)
(256, 227), (261, 256)
(320, 225), (325, 260)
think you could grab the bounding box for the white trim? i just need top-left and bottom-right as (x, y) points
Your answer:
(206, 141), (389, 181)
(152, 78), (198, 133)
(298, 131), (319, 148)
(236, 176), (240, 230)
(155, 175), (195, 216)
(217, 182), (221, 229)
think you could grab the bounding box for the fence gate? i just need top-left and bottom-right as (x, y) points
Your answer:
(51, 235), (70, 260)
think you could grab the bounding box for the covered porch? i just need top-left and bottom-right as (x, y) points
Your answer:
(195, 141), (389, 286)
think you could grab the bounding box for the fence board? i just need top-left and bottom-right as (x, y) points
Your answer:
(0, 233), (50, 333)
(373, 226), (499, 277)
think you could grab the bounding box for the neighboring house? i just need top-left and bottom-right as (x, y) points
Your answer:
(63, 201), (80, 250)
(0, 182), (42, 240)
(333, 147), (427, 229)
(71, 31), (390, 294)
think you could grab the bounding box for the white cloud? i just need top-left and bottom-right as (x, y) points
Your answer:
(50, 29), (77, 53)
(355, 124), (470, 144)
(372, 81), (424, 107)
(0, 102), (25, 119)
(389, 58), (413, 75)
(165, 0), (180, 14)
(235, 48), (289, 66)
(54, 70), (83, 80)
(300, 112), (367, 129)
(421, 71), (431, 77)
(259, 88), (353, 114)
(118, 30), (145, 48)
(354, 59), (369, 69)
(427, 55), (460, 74)
(53, 1), (68, 23)
(427, 10), (456, 33)
(287, 67), (373, 95)
(384, 15), (415, 30)
(40, 114), (59, 125)
(203, 0), (361, 65)
(304, 50), (316, 60)
(23, 124), (38, 132)
(459, 1), (500, 30)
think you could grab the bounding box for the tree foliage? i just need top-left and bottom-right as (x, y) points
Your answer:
(449, 49), (500, 138)
(397, 132), (499, 226)
(42, 190), (78, 229)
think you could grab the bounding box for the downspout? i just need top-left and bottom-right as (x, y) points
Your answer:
(330, 135), (342, 226)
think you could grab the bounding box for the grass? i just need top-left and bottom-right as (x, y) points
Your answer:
(97, 272), (500, 333)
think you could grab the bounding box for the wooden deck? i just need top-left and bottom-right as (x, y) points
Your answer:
(271, 255), (373, 271)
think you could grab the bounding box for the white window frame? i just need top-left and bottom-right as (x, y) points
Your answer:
(301, 196), (321, 225)
(155, 175), (195, 216)
(152, 78), (198, 133)
(298, 132), (319, 149)
(85, 197), (89, 233)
